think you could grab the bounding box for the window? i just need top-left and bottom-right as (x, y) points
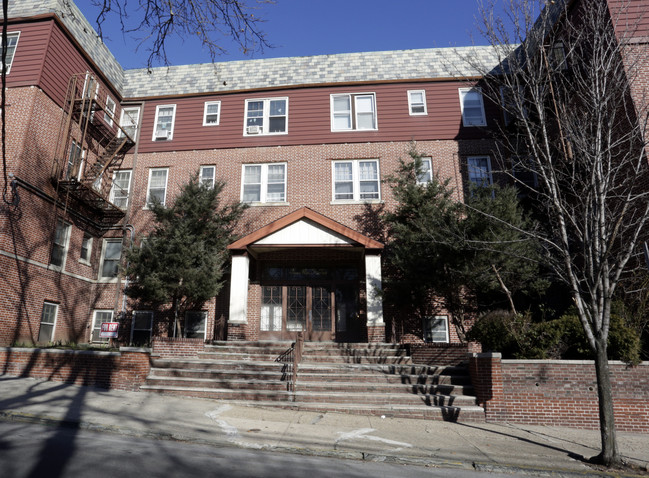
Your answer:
(132, 311), (153, 346)
(185, 311), (207, 339)
(1, 32), (19, 74)
(119, 106), (140, 139)
(146, 168), (168, 207)
(416, 157), (433, 184)
(100, 239), (122, 279)
(241, 163), (287, 203)
(200, 166), (215, 188)
(459, 88), (487, 127)
(332, 160), (380, 201)
(38, 302), (58, 343)
(91, 310), (114, 343)
(467, 156), (493, 187)
(331, 93), (377, 131)
(408, 90), (427, 115)
(80, 233), (93, 264)
(152, 105), (176, 141)
(66, 140), (85, 180)
(244, 97), (288, 135)
(423, 316), (449, 343)
(50, 220), (71, 269)
(105, 96), (116, 127)
(110, 170), (132, 209)
(261, 286), (282, 332)
(203, 101), (221, 126)
(549, 42), (567, 70)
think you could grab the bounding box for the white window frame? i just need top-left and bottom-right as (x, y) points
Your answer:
(79, 233), (93, 265)
(49, 220), (71, 270)
(203, 101), (221, 126)
(423, 315), (450, 343)
(91, 310), (114, 343)
(199, 165), (216, 189)
(416, 157), (433, 184)
(105, 96), (116, 127)
(467, 156), (493, 188)
(118, 106), (141, 139)
(110, 169), (132, 210)
(131, 310), (154, 345)
(99, 238), (123, 281)
(408, 90), (427, 116)
(241, 163), (287, 204)
(331, 159), (380, 203)
(330, 93), (378, 131)
(66, 140), (86, 180)
(152, 104), (176, 141)
(38, 302), (58, 343)
(185, 310), (208, 339)
(243, 97), (288, 136)
(1, 32), (20, 74)
(146, 168), (169, 207)
(459, 87), (487, 127)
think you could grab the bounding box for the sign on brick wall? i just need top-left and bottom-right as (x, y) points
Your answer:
(100, 322), (119, 338)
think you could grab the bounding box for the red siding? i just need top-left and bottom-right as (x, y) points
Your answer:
(607, 0), (649, 40)
(4, 21), (50, 88)
(135, 81), (496, 154)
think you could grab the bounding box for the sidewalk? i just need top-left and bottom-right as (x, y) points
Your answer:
(0, 376), (647, 476)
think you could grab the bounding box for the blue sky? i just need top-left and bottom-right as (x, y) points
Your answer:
(77, 0), (496, 69)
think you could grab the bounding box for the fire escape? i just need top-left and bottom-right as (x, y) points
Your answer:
(51, 73), (135, 231)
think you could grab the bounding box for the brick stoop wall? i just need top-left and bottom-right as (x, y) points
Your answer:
(151, 337), (205, 358)
(0, 347), (151, 391)
(468, 353), (649, 432)
(410, 342), (482, 365)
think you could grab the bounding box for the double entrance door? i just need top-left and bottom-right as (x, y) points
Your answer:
(260, 283), (358, 341)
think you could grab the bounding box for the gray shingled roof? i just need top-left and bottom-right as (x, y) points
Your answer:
(123, 46), (501, 99)
(3, 0), (125, 91)
(6, 1), (501, 100)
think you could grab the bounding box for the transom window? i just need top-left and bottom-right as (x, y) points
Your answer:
(332, 160), (380, 202)
(38, 302), (58, 343)
(119, 106), (140, 139)
(203, 101), (221, 126)
(244, 97), (288, 135)
(153, 105), (176, 141)
(408, 90), (427, 115)
(200, 166), (215, 188)
(110, 170), (132, 209)
(467, 156), (493, 187)
(423, 316), (449, 343)
(1, 32), (19, 74)
(241, 163), (287, 203)
(459, 88), (487, 127)
(331, 93), (377, 131)
(146, 168), (169, 207)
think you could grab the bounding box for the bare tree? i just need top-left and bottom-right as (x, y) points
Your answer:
(467, 0), (649, 467)
(90, 0), (273, 67)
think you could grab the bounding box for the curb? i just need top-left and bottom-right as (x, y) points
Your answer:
(0, 411), (644, 477)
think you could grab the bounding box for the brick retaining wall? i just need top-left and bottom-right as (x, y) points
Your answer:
(410, 342), (482, 365)
(151, 337), (205, 358)
(0, 347), (151, 391)
(468, 353), (649, 432)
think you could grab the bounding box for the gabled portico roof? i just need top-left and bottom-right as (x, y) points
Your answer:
(228, 207), (384, 252)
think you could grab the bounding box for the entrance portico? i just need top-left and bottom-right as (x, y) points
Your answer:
(227, 208), (385, 342)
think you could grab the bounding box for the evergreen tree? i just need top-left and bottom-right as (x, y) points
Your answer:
(123, 173), (246, 337)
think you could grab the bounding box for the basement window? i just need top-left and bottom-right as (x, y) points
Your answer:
(423, 316), (449, 343)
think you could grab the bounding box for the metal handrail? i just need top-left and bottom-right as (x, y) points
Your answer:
(275, 332), (304, 395)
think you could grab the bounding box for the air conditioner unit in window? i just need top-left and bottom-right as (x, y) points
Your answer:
(247, 125), (261, 135)
(155, 130), (171, 140)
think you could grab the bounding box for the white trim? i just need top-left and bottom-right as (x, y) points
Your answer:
(79, 233), (93, 265)
(0, 248), (97, 283)
(203, 101), (221, 126)
(199, 165), (216, 188)
(243, 97), (288, 136)
(459, 87), (487, 127)
(365, 254), (384, 326)
(49, 220), (71, 271)
(98, 238), (123, 282)
(110, 169), (132, 210)
(467, 156), (493, 187)
(185, 310), (208, 339)
(91, 309), (114, 343)
(241, 163), (287, 204)
(330, 93), (378, 131)
(146, 168), (169, 207)
(38, 302), (59, 343)
(407, 90), (427, 116)
(152, 104), (176, 141)
(229, 255), (250, 324)
(424, 315), (450, 343)
(2, 31), (20, 75)
(331, 159), (380, 202)
(416, 157), (433, 184)
(118, 106), (141, 139)
(105, 96), (116, 127)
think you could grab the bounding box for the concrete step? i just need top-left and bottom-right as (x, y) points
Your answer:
(198, 352), (285, 361)
(296, 380), (474, 396)
(145, 376), (288, 391)
(292, 389), (477, 407)
(300, 355), (412, 364)
(139, 385), (291, 402)
(149, 367), (285, 381)
(150, 358), (285, 373)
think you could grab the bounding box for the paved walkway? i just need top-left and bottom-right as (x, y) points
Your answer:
(0, 376), (647, 476)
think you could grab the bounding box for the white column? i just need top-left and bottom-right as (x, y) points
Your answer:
(365, 253), (384, 326)
(228, 254), (250, 324)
